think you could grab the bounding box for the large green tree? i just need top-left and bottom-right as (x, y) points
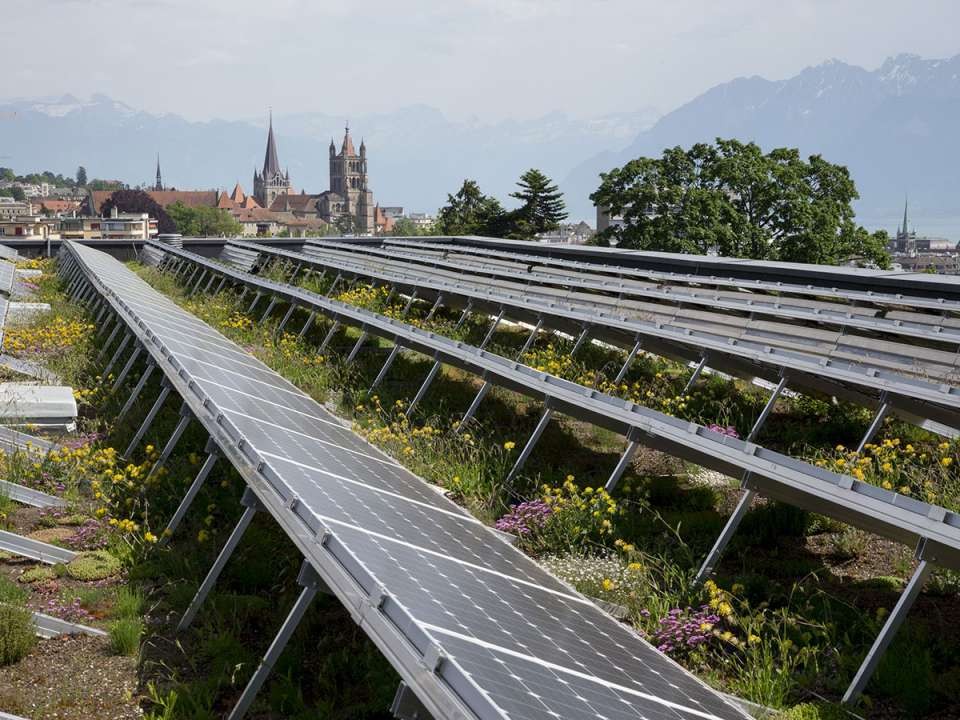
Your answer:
(167, 202), (241, 236)
(590, 139), (890, 267)
(100, 189), (176, 234)
(509, 168), (567, 239)
(75, 166), (87, 187)
(436, 180), (508, 236)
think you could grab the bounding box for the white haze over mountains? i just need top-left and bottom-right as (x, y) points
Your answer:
(3, 53), (960, 236)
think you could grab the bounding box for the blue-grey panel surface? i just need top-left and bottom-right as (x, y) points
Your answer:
(65, 241), (750, 720)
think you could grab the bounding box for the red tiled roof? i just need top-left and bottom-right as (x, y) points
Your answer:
(230, 183), (246, 203)
(241, 195), (261, 210)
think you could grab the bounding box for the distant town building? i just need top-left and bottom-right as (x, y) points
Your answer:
(0, 199), (35, 219)
(536, 221), (594, 245)
(60, 208), (157, 240)
(889, 198), (958, 254)
(266, 123), (378, 235)
(253, 113), (292, 208)
(405, 212), (435, 230)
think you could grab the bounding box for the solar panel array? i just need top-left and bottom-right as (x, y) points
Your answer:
(221, 239), (960, 437)
(64, 240), (753, 720)
(145, 242), (960, 572)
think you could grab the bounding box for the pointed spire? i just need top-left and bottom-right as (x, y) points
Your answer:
(902, 195), (909, 237)
(154, 153), (163, 191)
(262, 108), (281, 179)
(341, 121), (355, 156)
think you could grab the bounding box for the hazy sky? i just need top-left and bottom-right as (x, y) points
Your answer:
(5, 0), (960, 122)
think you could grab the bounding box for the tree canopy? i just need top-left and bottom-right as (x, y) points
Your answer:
(589, 138), (890, 268)
(166, 202), (241, 237)
(75, 166), (87, 187)
(436, 180), (509, 236)
(509, 168), (567, 238)
(100, 189), (176, 234)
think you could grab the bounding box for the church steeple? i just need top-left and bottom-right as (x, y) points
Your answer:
(901, 195), (909, 238)
(341, 122), (356, 156)
(262, 109), (281, 178)
(154, 153), (163, 191)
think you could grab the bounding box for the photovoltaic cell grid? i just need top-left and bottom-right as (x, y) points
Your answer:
(0, 261), (16, 295)
(65, 241), (751, 720)
(148, 242), (960, 572)
(0, 244), (19, 262)
(229, 240), (960, 433)
(303, 239), (960, 353)
(380, 236), (960, 306)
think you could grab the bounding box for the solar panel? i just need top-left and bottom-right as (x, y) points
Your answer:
(0, 244), (19, 261)
(144, 243), (960, 573)
(305, 239), (960, 348)
(378, 237), (960, 317)
(63, 240), (753, 720)
(226, 240), (960, 435)
(383, 236), (960, 308)
(0, 261), (15, 295)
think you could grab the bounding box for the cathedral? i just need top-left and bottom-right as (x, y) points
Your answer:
(251, 115), (377, 234)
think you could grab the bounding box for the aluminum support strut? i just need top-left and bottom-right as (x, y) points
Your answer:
(346, 331), (369, 363)
(96, 313), (116, 341)
(226, 562), (322, 720)
(162, 439), (220, 541)
(842, 555), (933, 704)
(277, 303), (298, 333)
(457, 380), (492, 432)
(682, 354), (709, 394)
(505, 406), (554, 488)
(695, 482), (757, 584)
(614, 340), (643, 385)
(370, 344), (401, 391)
(98, 323), (122, 360)
(570, 327), (590, 356)
(517, 318), (543, 357)
(425, 293), (445, 322)
(111, 346), (142, 392)
(746, 375), (787, 443)
(202, 272), (217, 294)
(694, 375), (788, 583)
(144, 403), (192, 481)
(400, 289), (419, 318)
(318, 321), (340, 353)
(247, 292), (263, 314)
(101, 332), (132, 381)
(123, 384), (171, 460)
(857, 395), (890, 453)
(453, 300), (474, 331)
(260, 297), (278, 323)
(480, 310), (505, 349)
(405, 357), (442, 418)
(116, 362), (156, 423)
(178, 487), (262, 632)
(297, 311), (316, 340)
(189, 269), (208, 296)
(325, 272), (342, 297)
(604, 432), (641, 493)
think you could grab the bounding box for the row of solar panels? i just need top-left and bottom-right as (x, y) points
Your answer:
(375, 235), (960, 303)
(70, 241), (754, 720)
(303, 240), (960, 379)
(328, 238), (960, 341)
(146, 241), (960, 574)
(221, 238), (960, 438)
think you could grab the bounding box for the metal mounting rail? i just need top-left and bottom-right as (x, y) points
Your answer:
(303, 239), (960, 347)
(381, 235), (960, 304)
(65, 241), (757, 720)
(0, 529), (76, 564)
(32, 610), (108, 639)
(0, 479), (66, 508)
(149, 243), (960, 572)
(225, 240), (960, 435)
(381, 237), (960, 313)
